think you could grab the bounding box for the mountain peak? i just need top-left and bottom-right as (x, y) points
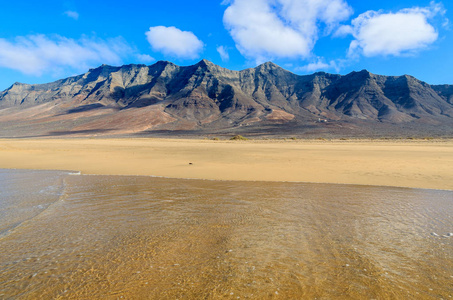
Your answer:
(195, 59), (216, 69)
(199, 58), (214, 64)
(2, 82), (25, 92)
(344, 69), (373, 79)
(88, 64), (116, 72)
(154, 60), (174, 66)
(254, 61), (288, 75)
(354, 69), (372, 75)
(257, 61), (280, 69)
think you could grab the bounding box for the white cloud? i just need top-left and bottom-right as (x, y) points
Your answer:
(297, 61), (330, 73)
(341, 2), (446, 57)
(145, 26), (204, 59)
(0, 35), (139, 76)
(222, 0), (353, 62)
(136, 54), (155, 63)
(216, 46), (230, 62)
(64, 10), (79, 20)
(296, 58), (341, 73)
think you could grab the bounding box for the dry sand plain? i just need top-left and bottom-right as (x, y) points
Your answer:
(0, 138), (452, 190)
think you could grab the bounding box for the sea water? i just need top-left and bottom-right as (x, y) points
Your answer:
(0, 169), (452, 299)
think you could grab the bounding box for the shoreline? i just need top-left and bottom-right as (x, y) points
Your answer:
(0, 138), (452, 191)
(5, 169), (452, 192)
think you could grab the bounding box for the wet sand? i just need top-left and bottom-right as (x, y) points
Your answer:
(1, 171), (452, 299)
(0, 138), (452, 190)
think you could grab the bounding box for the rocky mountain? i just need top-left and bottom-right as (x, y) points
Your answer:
(0, 59), (452, 138)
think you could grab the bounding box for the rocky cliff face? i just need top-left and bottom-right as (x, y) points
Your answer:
(0, 60), (452, 137)
(432, 85), (453, 105)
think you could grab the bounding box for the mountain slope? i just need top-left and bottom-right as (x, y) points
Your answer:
(0, 60), (452, 137)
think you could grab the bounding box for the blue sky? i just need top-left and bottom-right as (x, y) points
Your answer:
(0, 0), (451, 90)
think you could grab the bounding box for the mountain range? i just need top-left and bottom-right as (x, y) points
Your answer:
(0, 59), (452, 138)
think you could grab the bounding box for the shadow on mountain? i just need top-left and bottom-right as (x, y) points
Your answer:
(132, 130), (199, 137)
(65, 103), (106, 114)
(47, 129), (114, 136)
(124, 97), (162, 108)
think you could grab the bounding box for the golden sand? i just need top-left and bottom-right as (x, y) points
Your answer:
(0, 138), (452, 190)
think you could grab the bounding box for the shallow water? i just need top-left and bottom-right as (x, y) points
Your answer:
(0, 169), (452, 299)
(0, 169), (68, 237)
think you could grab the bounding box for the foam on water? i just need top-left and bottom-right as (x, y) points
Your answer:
(0, 169), (452, 299)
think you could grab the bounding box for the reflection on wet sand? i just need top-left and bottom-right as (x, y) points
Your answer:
(0, 171), (452, 299)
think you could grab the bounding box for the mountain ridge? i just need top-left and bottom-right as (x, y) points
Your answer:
(1, 59), (452, 138)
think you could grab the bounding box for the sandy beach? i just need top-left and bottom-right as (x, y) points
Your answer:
(0, 138), (452, 190)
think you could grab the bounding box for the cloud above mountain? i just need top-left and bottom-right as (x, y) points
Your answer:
(145, 26), (204, 59)
(337, 2), (447, 57)
(222, 0), (353, 62)
(0, 35), (149, 76)
(216, 46), (230, 62)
